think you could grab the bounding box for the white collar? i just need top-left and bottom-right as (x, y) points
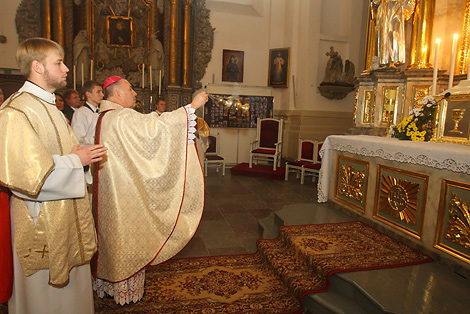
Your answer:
(86, 101), (98, 111)
(16, 81), (56, 104)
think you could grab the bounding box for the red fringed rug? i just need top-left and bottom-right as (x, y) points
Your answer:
(230, 162), (286, 180)
(94, 221), (431, 313)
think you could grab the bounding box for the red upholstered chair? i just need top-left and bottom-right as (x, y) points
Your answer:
(249, 118), (283, 171)
(300, 140), (323, 184)
(285, 138), (316, 181)
(204, 134), (225, 176)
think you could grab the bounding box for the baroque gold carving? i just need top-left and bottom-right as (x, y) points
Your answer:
(379, 174), (420, 225)
(445, 193), (470, 250)
(339, 164), (365, 202)
(412, 86), (430, 110)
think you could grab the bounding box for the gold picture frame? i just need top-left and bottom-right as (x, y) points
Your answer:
(107, 16), (134, 47)
(373, 165), (428, 239)
(434, 179), (470, 264)
(435, 94), (470, 145)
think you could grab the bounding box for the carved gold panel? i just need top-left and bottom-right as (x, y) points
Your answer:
(435, 179), (470, 264)
(380, 86), (398, 125)
(334, 155), (369, 213)
(411, 85), (430, 110)
(373, 165), (428, 239)
(362, 88), (375, 125)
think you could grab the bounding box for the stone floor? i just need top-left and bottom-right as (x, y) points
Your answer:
(175, 167), (470, 314)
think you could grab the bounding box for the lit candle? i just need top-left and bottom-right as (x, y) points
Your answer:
(158, 70), (162, 95)
(432, 39), (440, 95)
(90, 59), (94, 81)
(81, 63), (84, 87)
(142, 63), (145, 89)
(449, 34), (458, 89)
(73, 65), (76, 90)
(149, 65), (153, 91)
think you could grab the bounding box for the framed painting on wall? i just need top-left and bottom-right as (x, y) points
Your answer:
(107, 16), (133, 47)
(222, 50), (244, 82)
(268, 48), (290, 88)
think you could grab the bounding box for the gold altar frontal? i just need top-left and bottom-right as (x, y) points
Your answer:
(319, 135), (470, 275)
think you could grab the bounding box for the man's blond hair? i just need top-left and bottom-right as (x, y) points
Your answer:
(16, 38), (64, 78)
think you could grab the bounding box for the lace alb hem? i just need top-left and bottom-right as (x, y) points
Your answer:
(93, 269), (145, 306)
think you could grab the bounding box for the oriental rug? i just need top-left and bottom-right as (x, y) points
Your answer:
(230, 162), (286, 180)
(94, 221), (431, 314)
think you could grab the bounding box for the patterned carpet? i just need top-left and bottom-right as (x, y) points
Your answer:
(94, 221), (432, 313)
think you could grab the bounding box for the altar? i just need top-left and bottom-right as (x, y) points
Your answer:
(318, 135), (470, 272)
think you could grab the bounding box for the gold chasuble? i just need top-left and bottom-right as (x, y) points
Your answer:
(93, 100), (204, 282)
(0, 92), (97, 287)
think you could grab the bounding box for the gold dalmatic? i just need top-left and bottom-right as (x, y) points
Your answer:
(0, 93), (97, 287)
(93, 100), (204, 282)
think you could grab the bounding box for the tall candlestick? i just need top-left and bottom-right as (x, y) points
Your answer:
(149, 65), (153, 91)
(432, 39), (440, 95)
(73, 65), (76, 90)
(90, 59), (94, 81)
(158, 70), (162, 96)
(449, 34), (458, 89)
(81, 63), (84, 87)
(142, 64), (145, 89)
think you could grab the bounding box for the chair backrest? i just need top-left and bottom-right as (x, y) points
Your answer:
(257, 118), (283, 148)
(206, 134), (219, 155)
(315, 141), (324, 163)
(298, 138), (316, 163)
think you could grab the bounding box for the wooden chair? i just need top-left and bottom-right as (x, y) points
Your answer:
(300, 140), (323, 184)
(204, 134), (225, 176)
(249, 118), (283, 171)
(285, 138), (316, 182)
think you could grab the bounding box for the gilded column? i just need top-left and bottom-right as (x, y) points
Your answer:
(52, 0), (65, 47)
(408, 0), (436, 69)
(182, 0), (193, 88)
(456, 0), (470, 75)
(363, 0), (377, 74)
(42, 0), (51, 39)
(169, 0), (180, 86)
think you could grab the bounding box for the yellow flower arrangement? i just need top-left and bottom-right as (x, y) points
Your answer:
(390, 96), (438, 142)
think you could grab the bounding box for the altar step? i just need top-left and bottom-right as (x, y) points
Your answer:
(303, 274), (389, 314)
(257, 203), (470, 314)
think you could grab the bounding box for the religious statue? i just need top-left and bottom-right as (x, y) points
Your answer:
(94, 37), (108, 65)
(131, 41), (146, 65)
(148, 33), (164, 84)
(319, 47), (358, 99)
(323, 47), (343, 84)
(372, 0), (415, 67)
(73, 30), (91, 81)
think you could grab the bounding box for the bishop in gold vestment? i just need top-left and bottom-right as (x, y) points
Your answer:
(92, 76), (205, 305)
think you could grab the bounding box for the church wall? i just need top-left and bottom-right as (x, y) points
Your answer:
(0, 0), (21, 72)
(202, 0), (367, 161)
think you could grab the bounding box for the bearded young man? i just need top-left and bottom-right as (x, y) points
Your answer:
(92, 76), (206, 305)
(0, 38), (107, 314)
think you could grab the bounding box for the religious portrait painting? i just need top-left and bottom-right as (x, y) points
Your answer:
(268, 48), (290, 88)
(107, 16), (133, 47)
(222, 50), (244, 82)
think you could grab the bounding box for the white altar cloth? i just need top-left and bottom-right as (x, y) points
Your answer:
(318, 135), (470, 203)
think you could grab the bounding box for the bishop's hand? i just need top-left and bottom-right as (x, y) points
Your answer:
(190, 92), (208, 110)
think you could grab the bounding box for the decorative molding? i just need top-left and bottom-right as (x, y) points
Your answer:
(16, 0), (41, 43)
(192, 0), (214, 89)
(334, 155), (369, 213)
